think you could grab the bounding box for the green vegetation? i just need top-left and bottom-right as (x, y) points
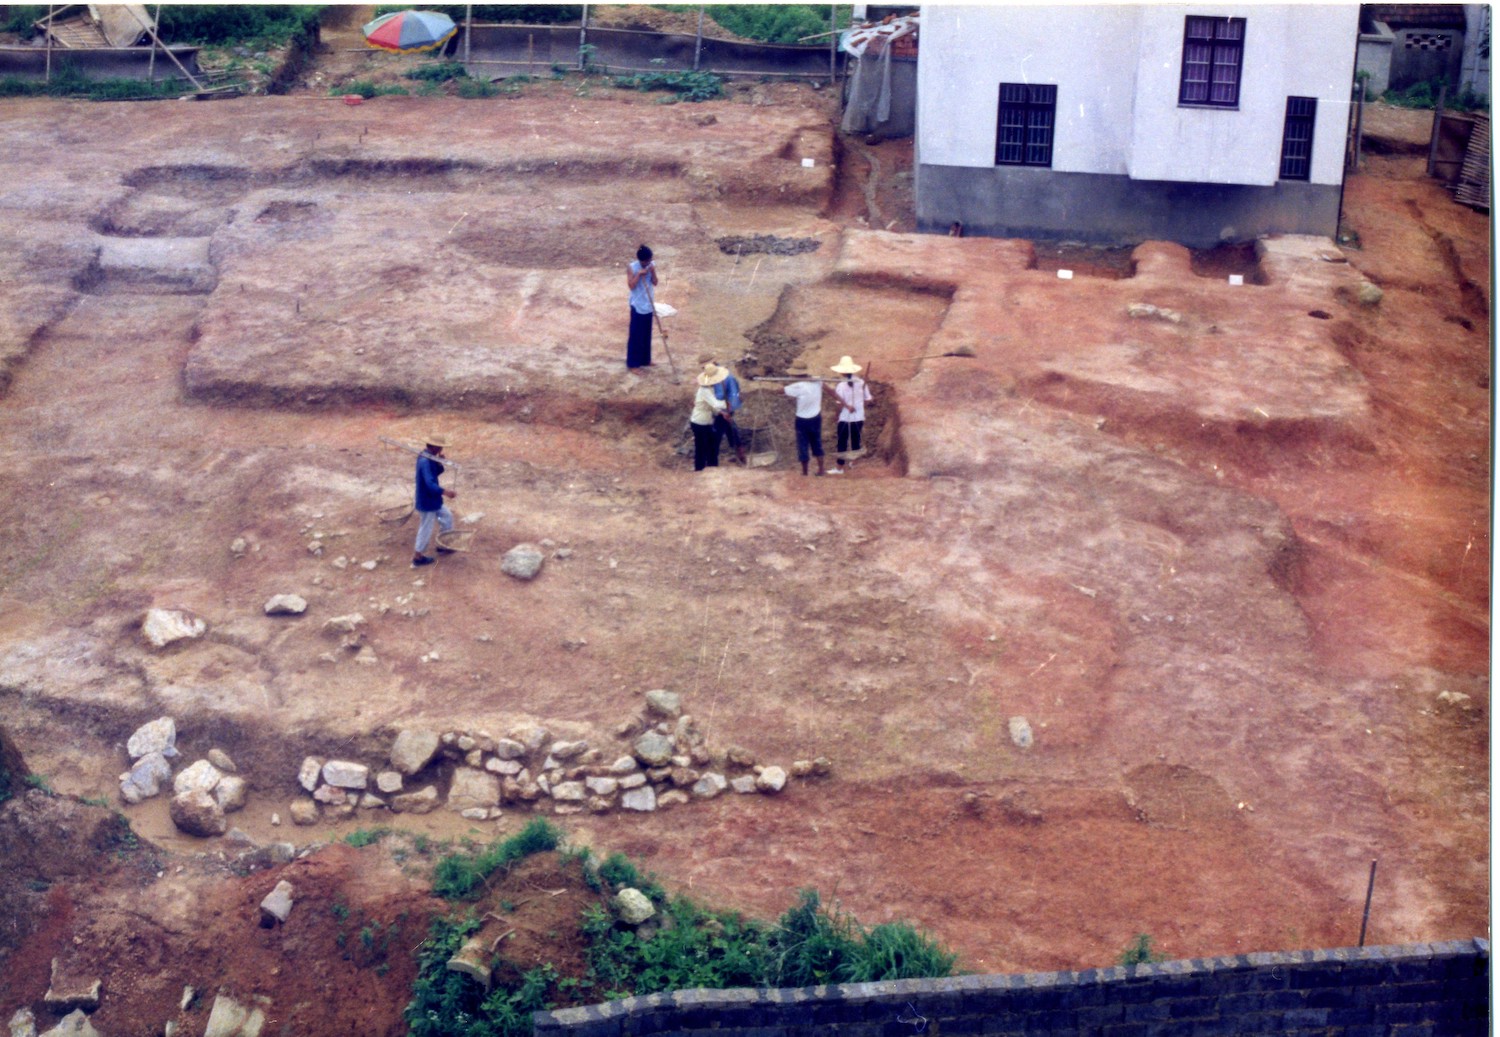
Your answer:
(1, 5), (46, 37)
(408, 829), (958, 1037)
(431, 818), (563, 899)
(335, 79), (412, 99)
(156, 5), (323, 47)
(1382, 77), (1489, 113)
(376, 5), (582, 25)
(1118, 933), (1167, 966)
(344, 827), (390, 848)
(23, 773), (55, 796)
(612, 69), (723, 102)
(707, 5), (854, 44)
(0, 66), (193, 100)
(405, 61), (472, 83)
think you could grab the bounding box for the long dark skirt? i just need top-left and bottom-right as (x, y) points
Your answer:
(691, 421), (720, 470)
(626, 308), (653, 368)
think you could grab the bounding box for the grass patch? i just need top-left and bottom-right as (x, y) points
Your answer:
(345, 827), (390, 849)
(612, 69), (722, 102)
(0, 66), (197, 100)
(1119, 933), (1167, 966)
(405, 61), (470, 83)
(430, 818), (563, 900)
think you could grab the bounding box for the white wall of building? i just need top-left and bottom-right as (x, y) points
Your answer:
(918, 4), (1358, 188)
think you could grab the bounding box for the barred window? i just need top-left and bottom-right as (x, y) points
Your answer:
(1279, 96), (1316, 180)
(996, 83), (1057, 167)
(1179, 16), (1245, 107)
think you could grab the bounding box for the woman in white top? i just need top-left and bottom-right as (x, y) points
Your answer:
(625, 245), (658, 368)
(689, 362), (729, 470)
(829, 356), (873, 473)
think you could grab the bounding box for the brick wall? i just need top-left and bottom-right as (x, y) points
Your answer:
(534, 939), (1489, 1037)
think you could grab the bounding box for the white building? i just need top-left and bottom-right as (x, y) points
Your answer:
(915, 5), (1361, 246)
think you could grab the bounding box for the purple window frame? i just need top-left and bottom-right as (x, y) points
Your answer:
(996, 82), (1057, 167)
(1279, 96), (1316, 180)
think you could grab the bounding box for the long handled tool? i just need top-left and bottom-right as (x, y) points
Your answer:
(891, 345), (977, 361)
(644, 278), (681, 384)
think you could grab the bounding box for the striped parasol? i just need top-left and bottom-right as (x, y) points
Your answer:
(361, 10), (459, 54)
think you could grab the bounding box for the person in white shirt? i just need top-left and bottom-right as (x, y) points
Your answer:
(689, 362), (729, 470)
(829, 355), (872, 474)
(782, 360), (827, 477)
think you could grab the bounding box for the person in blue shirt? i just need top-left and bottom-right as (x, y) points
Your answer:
(625, 245), (658, 368)
(412, 435), (457, 568)
(702, 354), (748, 465)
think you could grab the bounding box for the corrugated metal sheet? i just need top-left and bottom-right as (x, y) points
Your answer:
(1453, 112), (1490, 211)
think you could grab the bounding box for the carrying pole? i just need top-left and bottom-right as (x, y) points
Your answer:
(1357, 859), (1378, 947)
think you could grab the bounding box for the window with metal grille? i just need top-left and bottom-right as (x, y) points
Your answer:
(1279, 96), (1316, 180)
(1179, 16), (1245, 107)
(995, 83), (1057, 167)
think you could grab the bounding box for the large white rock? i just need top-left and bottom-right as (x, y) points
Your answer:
(1008, 716), (1034, 750)
(500, 544), (544, 580)
(169, 789), (227, 837)
(391, 786), (440, 814)
(214, 775), (248, 813)
(691, 773), (727, 799)
(585, 776), (619, 796)
(375, 770), (404, 794)
(36, 1009), (101, 1037)
(127, 717), (178, 760)
(620, 786), (657, 812)
(754, 766), (787, 794)
(632, 731), (674, 767)
(263, 594), (307, 616)
(614, 887), (656, 925)
(297, 757), (323, 793)
(389, 729), (440, 775)
(644, 689), (681, 718)
(142, 610), (206, 649)
(259, 880), (294, 926)
(120, 751), (173, 804)
(321, 760), (369, 790)
(203, 994), (266, 1037)
(172, 759), (224, 797)
(549, 781), (586, 802)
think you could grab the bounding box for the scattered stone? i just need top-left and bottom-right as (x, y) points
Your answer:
(181, 987), (194, 1011)
(755, 766), (787, 794)
(791, 759), (814, 778)
(172, 759), (224, 797)
(608, 755), (639, 774)
(170, 788), (228, 837)
(353, 646), (379, 665)
(127, 716), (179, 760)
(669, 767), (700, 787)
(726, 745), (756, 767)
(35, 1010), (99, 1037)
(501, 544), (545, 580)
(691, 773), (727, 799)
(263, 594), (308, 616)
(9, 1007), (34, 1037)
(459, 807), (491, 821)
(120, 751), (172, 804)
(359, 793), (386, 809)
(730, 775), (758, 794)
(230, 537), (248, 557)
(325, 801), (357, 821)
(391, 785), (440, 814)
(206, 748), (237, 773)
(810, 756), (832, 776)
(1008, 716), (1034, 750)
(375, 770), (403, 794)
(225, 828), (256, 847)
(615, 887), (656, 924)
(513, 724), (550, 752)
(674, 714), (704, 747)
(312, 785), (347, 805)
(587, 795), (613, 813)
(1438, 690), (1472, 708)
(297, 757), (323, 793)
(447, 768), (501, 812)
(289, 800), (319, 826)
(142, 609), (207, 649)
(259, 880), (294, 927)
(550, 781), (586, 802)
(585, 776), (619, 796)
(1357, 281), (1383, 306)
(657, 789), (690, 808)
(550, 739), (588, 760)
(322, 760), (369, 790)
(322, 614), (365, 636)
(620, 786), (657, 812)
(203, 994), (266, 1037)
(632, 730), (675, 767)
(492, 737), (528, 760)
(215, 775), (249, 813)
(44, 959), (101, 1012)
(484, 758), (522, 776)
(390, 729), (440, 775)
(618, 772), (647, 789)
(644, 689), (682, 718)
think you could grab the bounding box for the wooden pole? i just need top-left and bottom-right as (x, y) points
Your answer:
(1352, 79), (1366, 171)
(1357, 859), (1378, 947)
(148, 3), (161, 83)
(1427, 83), (1447, 177)
(44, 4), (53, 86)
(828, 3), (837, 80)
(694, 5), (704, 71)
(124, 5), (204, 91)
(463, 4), (472, 64)
(578, 2), (588, 71)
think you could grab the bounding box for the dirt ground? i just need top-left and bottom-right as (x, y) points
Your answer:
(0, 60), (1487, 1037)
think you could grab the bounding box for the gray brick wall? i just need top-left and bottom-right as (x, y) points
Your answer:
(533, 940), (1489, 1037)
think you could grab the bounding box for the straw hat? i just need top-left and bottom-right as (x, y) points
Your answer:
(696, 362), (729, 387)
(696, 352), (715, 365)
(830, 356), (862, 374)
(424, 433), (449, 448)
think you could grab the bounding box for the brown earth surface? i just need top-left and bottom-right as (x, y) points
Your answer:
(0, 69), (1488, 1036)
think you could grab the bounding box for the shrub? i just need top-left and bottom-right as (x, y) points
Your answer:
(456, 77), (499, 98)
(849, 922), (958, 981)
(708, 5), (853, 45)
(430, 818), (561, 899)
(344, 828), (389, 848)
(157, 5), (323, 47)
(376, 5), (581, 25)
(1119, 933), (1167, 966)
(612, 69), (723, 102)
(1, 5), (46, 37)
(405, 61), (470, 82)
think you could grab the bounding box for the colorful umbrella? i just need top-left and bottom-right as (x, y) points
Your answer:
(361, 10), (459, 54)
